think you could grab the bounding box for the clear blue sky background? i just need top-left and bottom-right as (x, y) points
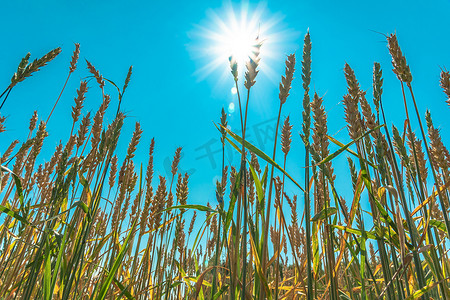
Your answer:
(1, 0), (450, 213)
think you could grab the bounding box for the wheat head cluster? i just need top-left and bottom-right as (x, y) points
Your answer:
(0, 31), (450, 300)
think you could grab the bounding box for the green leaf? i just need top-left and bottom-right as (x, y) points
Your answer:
(77, 200), (90, 215)
(113, 276), (135, 300)
(217, 123), (304, 192)
(312, 222), (320, 276)
(429, 219), (447, 233)
(405, 278), (445, 300)
(213, 285), (229, 300)
(331, 225), (377, 240)
(95, 219), (137, 300)
(360, 224), (367, 300)
(348, 172), (364, 225)
(311, 207), (337, 222)
(248, 227), (272, 300)
(43, 237), (52, 300)
(326, 132), (381, 170)
(11, 172), (24, 207)
(50, 224), (70, 299)
(1, 166), (25, 207)
(163, 204), (217, 213)
(192, 213), (218, 254)
(248, 164), (264, 206)
(0, 204), (29, 225)
(224, 169), (242, 232)
(35, 200), (90, 225)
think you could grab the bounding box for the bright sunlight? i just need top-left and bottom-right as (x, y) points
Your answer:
(219, 14), (260, 66)
(191, 2), (295, 82)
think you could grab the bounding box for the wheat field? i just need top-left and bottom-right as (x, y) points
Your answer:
(0, 32), (450, 299)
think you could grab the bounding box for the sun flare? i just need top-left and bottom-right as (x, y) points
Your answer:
(204, 4), (264, 73)
(220, 17), (260, 67)
(190, 2), (296, 82)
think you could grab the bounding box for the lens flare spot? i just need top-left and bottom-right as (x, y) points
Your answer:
(231, 86), (237, 94)
(228, 102), (235, 113)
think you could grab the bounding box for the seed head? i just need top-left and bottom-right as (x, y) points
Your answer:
(171, 147), (182, 176)
(344, 63), (360, 101)
(176, 173), (189, 208)
(387, 33), (412, 84)
(220, 107), (228, 145)
(29, 111), (38, 133)
(373, 62), (383, 113)
(126, 122), (143, 160)
(279, 54), (295, 104)
(69, 43), (80, 73)
(244, 38), (262, 90)
(72, 81), (88, 123)
(301, 31), (312, 144)
(86, 59), (105, 89)
(229, 55), (238, 81)
(10, 48), (61, 88)
(281, 116), (293, 156)
(440, 70), (450, 107)
(123, 65), (133, 94)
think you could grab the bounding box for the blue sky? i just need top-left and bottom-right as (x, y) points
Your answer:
(1, 0), (450, 211)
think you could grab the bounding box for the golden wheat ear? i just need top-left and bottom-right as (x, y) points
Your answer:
(10, 48), (61, 88)
(440, 70), (450, 107)
(71, 81), (88, 124)
(69, 43), (80, 73)
(387, 33), (412, 84)
(244, 37), (262, 89)
(281, 116), (293, 156)
(279, 54), (295, 105)
(0, 115), (6, 133)
(86, 59), (105, 89)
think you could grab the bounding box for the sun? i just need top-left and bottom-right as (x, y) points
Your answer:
(190, 2), (294, 82)
(229, 31), (255, 64)
(219, 14), (261, 67)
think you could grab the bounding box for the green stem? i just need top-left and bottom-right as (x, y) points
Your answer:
(240, 86), (251, 299)
(304, 144), (314, 300)
(46, 72), (71, 125)
(260, 102), (283, 298)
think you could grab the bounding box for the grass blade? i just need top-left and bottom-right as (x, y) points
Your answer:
(94, 219), (137, 300)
